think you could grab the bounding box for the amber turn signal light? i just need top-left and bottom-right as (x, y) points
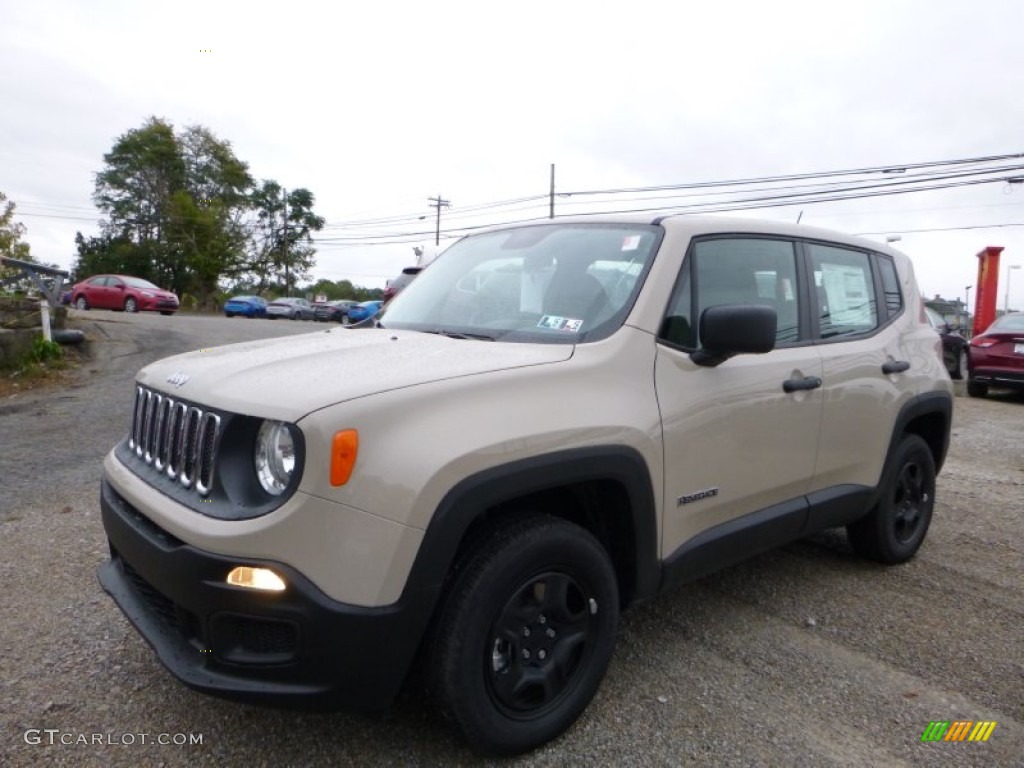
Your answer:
(330, 429), (359, 486)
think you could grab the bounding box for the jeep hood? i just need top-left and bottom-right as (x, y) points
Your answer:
(137, 328), (573, 421)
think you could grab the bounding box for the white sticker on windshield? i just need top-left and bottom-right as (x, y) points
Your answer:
(538, 315), (583, 332)
(622, 235), (641, 251)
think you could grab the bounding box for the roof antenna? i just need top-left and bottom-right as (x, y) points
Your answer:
(796, 210), (804, 224)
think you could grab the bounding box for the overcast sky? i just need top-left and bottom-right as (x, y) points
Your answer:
(4, 0), (1024, 307)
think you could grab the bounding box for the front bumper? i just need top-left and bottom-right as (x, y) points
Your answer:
(97, 478), (430, 711)
(142, 298), (179, 312)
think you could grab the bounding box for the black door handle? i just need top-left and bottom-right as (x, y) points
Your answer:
(882, 360), (910, 374)
(783, 376), (823, 393)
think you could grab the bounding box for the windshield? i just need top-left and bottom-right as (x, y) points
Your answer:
(381, 223), (662, 343)
(123, 277), (159, 289)
(924, 307), (945, 330)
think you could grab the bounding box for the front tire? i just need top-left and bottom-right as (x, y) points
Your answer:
(967, 380), (988, 398)
(847, 434), (935, 564)
(124, 297), (138, 313)
(75, 296), (89, 310)
(428, 515), (619, 756)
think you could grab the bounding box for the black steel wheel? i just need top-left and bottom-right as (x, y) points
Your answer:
(428, 515), (618, 756)
(847, 434), (935, 564)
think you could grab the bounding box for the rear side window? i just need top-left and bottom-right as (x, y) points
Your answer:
(876, 255), (903, 317)
(808, 244), (878, 338)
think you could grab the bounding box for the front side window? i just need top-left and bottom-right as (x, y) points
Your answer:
(661, 237), (800, 349)
(808, 244), (878, 338)
(382, 224), (661, 343)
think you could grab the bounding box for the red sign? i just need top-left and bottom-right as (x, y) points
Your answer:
(973, 246), (1003, 336)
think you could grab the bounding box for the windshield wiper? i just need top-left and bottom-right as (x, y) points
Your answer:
(425, 329), (497, 341)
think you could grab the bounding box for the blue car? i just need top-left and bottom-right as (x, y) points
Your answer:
(224, 295), (268, 318)
(346, 300), (383, 324)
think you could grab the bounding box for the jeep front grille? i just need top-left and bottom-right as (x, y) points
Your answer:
(128, 386), (221, 495)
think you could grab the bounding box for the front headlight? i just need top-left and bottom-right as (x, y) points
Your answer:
(254, 420), (296, 495)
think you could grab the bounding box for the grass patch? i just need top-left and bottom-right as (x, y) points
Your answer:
(0, 337), (85, 399)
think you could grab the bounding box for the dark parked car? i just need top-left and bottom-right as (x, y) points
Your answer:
(266, 297), (313, 320)
(346, 300), (383, 324)
(967, 311), (1024, 397)
(383, 266), (423, 303)
(314, 300), (358, 322)
(223, 295), (268, 318)
(71, 274), (179, 315)
(924, 306), (968, 380)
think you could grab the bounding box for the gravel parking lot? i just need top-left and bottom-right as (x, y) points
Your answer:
(1, 311), (1021, 767)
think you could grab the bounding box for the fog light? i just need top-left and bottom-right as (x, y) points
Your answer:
(226, 566), (286, 592)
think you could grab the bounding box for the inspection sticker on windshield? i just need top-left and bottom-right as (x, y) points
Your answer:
(622, 234), (641, 251)
(538, 315), (583, 332)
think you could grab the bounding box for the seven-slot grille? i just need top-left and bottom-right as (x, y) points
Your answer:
(128, 386), (221, 495)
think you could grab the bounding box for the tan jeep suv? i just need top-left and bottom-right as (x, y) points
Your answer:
(98, 215), (953, 755)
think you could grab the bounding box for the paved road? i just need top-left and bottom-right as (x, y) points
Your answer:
(1, 311), (1022, 767)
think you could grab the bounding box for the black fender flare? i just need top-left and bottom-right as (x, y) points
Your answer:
(396, 445), (661, 624)
(879, 390), (953, 488)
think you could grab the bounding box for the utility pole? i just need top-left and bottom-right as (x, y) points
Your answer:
(283, 188), (289, 295)
(428, 195), (450, 246)
(549, 163), (555, 218)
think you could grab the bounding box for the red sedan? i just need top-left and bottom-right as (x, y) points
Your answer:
(967, 312), (1024, 397)
(71, 275), (179, 315)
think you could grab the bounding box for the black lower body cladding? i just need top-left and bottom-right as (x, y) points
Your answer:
(96, 479), (430, 710)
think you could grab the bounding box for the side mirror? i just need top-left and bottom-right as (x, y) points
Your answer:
(690, 304), (776, 367)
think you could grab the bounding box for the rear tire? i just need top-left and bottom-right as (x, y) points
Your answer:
(847, 434), (935, 564)
(967, 380), (988, 398)
(428, 515), (619, 756)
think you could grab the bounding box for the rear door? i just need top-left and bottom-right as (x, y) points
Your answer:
(806, 244), (904, 491)
(89, 276), (114, 308)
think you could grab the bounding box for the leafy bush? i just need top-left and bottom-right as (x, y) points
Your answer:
(32, 336), (62, 363)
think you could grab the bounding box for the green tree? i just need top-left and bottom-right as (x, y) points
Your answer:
(245, 181), (325, 293)
(0, 191), (36, 292)
(94, 117), (184, 247)
(71, 231), (151, 282)
(0, 191), (32, 261)
(92, 118), (254, 299)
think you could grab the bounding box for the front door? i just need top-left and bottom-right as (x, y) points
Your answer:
(654, 236), (823, 559)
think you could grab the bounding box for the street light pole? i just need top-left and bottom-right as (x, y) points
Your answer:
(1005, 265), (1021, 315)
(964, 285), (972, 335)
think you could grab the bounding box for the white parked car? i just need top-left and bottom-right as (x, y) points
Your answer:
(265, 297), (312, 320)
